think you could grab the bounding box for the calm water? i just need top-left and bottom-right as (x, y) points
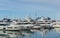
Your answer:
(0, 28), (60, 38)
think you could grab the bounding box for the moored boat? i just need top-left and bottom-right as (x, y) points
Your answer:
(52, 20), (60, 28)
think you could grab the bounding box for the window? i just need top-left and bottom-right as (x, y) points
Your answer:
(15, 27), (17, 28)
(8, 27), (12, 28)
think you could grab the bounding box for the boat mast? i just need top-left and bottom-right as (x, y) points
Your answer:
(35, 12), (37, 18)
(35, 12), (38, 24)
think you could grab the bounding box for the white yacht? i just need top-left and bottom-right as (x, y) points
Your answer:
(35, 16), (52, 27)
(0, 17), (53, 30)
(0, 17), (34, 31)
(0, 20), (9, 30)
(6, 17), (34, 30)
(52, 20), (60, 28)
(31, 24), (41, 29)
(0, 22), (21, 31)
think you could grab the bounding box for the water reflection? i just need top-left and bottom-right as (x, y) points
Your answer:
(0, 28), (60, 38)
(0, 30), (34, 38)
(52, 28), (60, 34)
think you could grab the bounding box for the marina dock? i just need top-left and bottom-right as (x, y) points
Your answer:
(0, 17), (59, 31)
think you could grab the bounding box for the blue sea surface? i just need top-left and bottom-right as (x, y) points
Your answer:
(0, 28), (60, 38)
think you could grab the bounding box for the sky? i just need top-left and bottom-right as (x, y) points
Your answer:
(0, 0), (59, 20)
